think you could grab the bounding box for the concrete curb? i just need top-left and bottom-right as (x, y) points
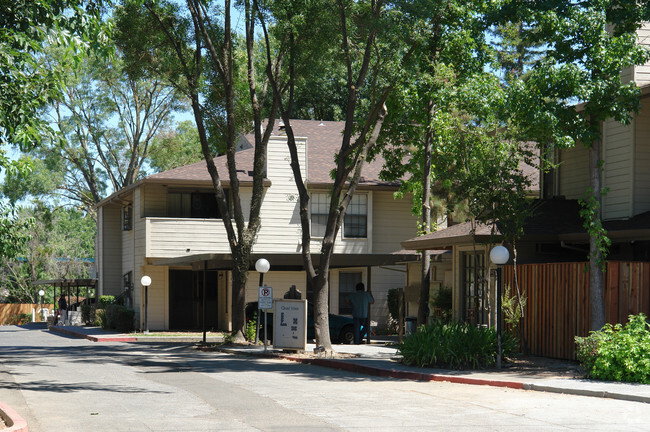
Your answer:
(281, 355), (525, 390)
(48, 326), (136, 342)
(0, 402), (28, 432)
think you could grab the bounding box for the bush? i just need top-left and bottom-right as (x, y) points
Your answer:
(81, 304), (96, 325)
(104, 304), (134, 332)
(7, 313), (31, 325)
(99, 295), (116, 309)
(246, 312), (258, 342)
(398, 320), (518, 370)
(95, 309), (107, 328)
(430, 286), (452, 322)
(575, 313), (650, 384)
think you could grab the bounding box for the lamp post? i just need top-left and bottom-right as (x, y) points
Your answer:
(490, 245), (510, 369)
(38, 289), (45, 322)
(255, 258), (270, 347)
(141, 275), (151, 334)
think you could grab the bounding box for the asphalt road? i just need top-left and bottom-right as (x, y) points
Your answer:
(2, 324), (650, 431)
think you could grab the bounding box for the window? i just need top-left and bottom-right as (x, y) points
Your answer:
(339, 272), (362, 315)
(461, 251), (487, 326)
(122, 206), (133, 231)
(168, 191), (224, 219)
(310, 193), (329, 237)
(310, 192), (367, 238)
(344, 194), (367, 238)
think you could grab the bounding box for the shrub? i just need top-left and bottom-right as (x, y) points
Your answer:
(398, 320), (518, 370)
(7, 313), (31, 325)
(104, 304), (134, 332)
(575, 313), (650, 384)
(430, 286), (452, 322)
(95, 309), (107, 328)
(99, 295), (116, 309)
(246, 312), (258, 342)
(81, 304), (96, 325)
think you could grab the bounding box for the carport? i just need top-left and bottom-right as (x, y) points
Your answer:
(152, 252), (419, 343)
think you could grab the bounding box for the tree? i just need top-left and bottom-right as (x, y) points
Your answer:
(115, 0), (281, 340)
(148, 120), (204, 172)
(257, 0), (428, 350)
(503, 0), (650, 330)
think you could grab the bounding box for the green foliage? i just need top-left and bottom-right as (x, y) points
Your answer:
(95, 309), (107, 328)
(6, 313), (32, 325)
(81, 304), (96, 325)
(105, 304), (135, 332)
(579, 188), (611, 271)
(245, 312), (258, 342)
(398, 320), (518, 370)
(387, 288), (401, 322)
(0, 204), (34, 260)
(430, 286), (453, 323)
(501, 284), (526, 334)
(576, 314), (650, 384)
(99, 296), (116, 309)
(148, 121), (203, 173)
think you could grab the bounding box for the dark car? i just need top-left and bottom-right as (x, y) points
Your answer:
(245, 301), (363, 344)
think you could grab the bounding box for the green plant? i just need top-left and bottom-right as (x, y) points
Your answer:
(501, 284), (526, 348)
(81, 304), (96, 325)
(99, 295), (116, 309)
(246, 313), (258, 342)
(223, 333), (234, 344)
(105, 304), (134, 332)
(7, 313), (31, 325)
(575, 313), (650, 384)
(398, 320), (518, 370)
(95, 309), (107, 328)
(430, 286), (452, 322)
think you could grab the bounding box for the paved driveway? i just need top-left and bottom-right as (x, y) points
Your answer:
(2, 324), (650, 431)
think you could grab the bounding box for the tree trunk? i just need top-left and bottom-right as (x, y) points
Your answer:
(312, 273), (333, 349)
(589, 136), (606, 331)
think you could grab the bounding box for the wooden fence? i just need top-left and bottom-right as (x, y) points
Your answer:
(503, 261), (650, 360)
(0, 303), (55, 325)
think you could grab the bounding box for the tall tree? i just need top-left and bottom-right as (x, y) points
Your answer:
(115, 0), (280, 340)
(148, 120), (204, 172)
(503, 0), (650, 330)
(258, 0), (425, 350)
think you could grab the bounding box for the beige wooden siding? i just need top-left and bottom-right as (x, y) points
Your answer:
(244, 271), (307, 304)
(147, 218), (230, 257)
(254, 136), (306, 254)
(372, 191), (418, 253)
(558, 144), (590, 199)
(635, 103), (650, 215)
(140, 264), (169, 330)
(635, 23), (650, 86)
(369, 266), (407, 327)
(100, 205), (123, 297)
(603, 118), (634, 219)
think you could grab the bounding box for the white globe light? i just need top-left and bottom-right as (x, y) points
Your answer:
(38, 290), (45, 297)
(255, 258), (270, 274)
(490, 245), (510, 265)
(141, 275), (152, 286)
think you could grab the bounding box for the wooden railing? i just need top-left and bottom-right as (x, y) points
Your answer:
(502, 261), (650, 360)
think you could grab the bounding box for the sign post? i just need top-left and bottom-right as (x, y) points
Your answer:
(258, 285), (273, 350)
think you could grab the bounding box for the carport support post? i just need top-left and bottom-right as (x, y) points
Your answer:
(366, 266), (372, 344)
(202, 261), (207, 345)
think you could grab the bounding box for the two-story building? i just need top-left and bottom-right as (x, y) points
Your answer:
(95, 119), (419, 333)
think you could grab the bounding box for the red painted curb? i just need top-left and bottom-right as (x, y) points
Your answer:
(0, 402), (29, 432)
(282, 355), (525, 390)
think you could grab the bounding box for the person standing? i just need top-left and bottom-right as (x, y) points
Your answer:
(345, 282), (374, 344)
(58, 294), (67, 325)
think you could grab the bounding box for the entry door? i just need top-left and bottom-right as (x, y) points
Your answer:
(169, 270), (219, 330)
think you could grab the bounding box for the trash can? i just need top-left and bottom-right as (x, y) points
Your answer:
(405, 316), (417, 336)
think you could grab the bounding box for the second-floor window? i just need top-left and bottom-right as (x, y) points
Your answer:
(168, 191), (223, 219)
(310, 192), (367, 238)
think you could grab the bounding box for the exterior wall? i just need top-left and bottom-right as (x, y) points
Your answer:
(140, 264), (169, 330)
(557, 144), (590, 200)
(602, 118), (635, 219)
(372, 191), (419, 253)
(634, 102), (650, 215)
(244, 271), (308, 304)
(98, 204), (123, 297)
(635, 23), (650, 86)
(143, 183), (168, 217)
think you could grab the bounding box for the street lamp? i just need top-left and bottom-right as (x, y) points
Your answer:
(141, 275), (151, 334)
(255, 258), (270, 347)
(490, 245), (510, 369)
(38, 289), (45, 322)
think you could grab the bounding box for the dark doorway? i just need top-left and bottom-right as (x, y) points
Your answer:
(169, 270), (219, 330)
